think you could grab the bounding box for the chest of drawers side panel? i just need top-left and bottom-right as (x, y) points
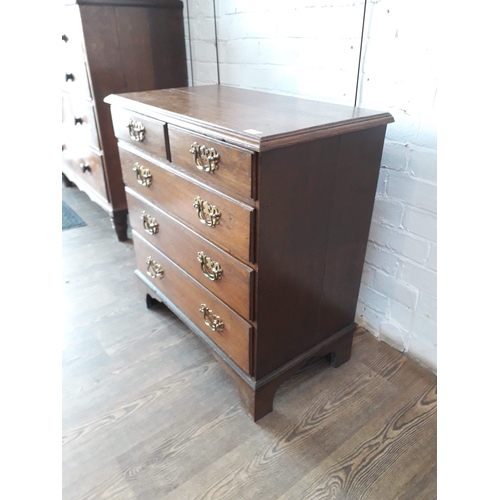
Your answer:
(254, 126), (387, 379)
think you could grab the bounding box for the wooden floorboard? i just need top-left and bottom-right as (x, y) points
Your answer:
(62, 186), (437, 500)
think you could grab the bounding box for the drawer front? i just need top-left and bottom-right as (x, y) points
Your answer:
(127, 190), (254, 320)
(119, 146), (255, 262)
(62, 145), (108, 201)
(134, 232), (252, 374)
(110, 106), (168, 160)
(62, 55), (92, 101)
(62, 93), (100, 151)
(169, 126), (254, 200)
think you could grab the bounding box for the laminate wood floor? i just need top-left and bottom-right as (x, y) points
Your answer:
(62, 186), (437, 500)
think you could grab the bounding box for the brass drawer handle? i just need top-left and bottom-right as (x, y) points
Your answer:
(199, 304), (224, 332)
(146, 257), (163, 279)
(141, 211), (159, 235)
(197, 251), (222, 281)
(132, 162), (152, 187)
(80, 162), (91, 173)
(189, 142), (219, 174)
(193, 196), (221, 228)
(128, 119), (145, 142)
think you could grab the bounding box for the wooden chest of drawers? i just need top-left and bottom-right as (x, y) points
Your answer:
(61, 0), (187, 240)
(105, 85), (394, 420)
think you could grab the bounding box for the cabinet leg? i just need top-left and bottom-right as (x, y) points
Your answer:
(146, 293), (160, 309)
(328, 327), (354, 368)
(62, 173), (75, 187)
(111, 210), (128, 241)
(234, 378), (280, 422)
(214, 352), (301, 422)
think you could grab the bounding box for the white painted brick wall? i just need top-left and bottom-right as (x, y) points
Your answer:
(181, 0), (437, 373)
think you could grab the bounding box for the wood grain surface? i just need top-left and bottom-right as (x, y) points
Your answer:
(169, 125), (255, 200)
(104, 86), (394, 152)
(62, 185), (436, 500)
(126, 190), (254, 320)
(119, 144), (256, 262)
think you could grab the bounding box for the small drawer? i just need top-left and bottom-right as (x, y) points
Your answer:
(110, 106), (168, 160)
(62, 57), (92, 101)
(62, 145), (108, 202)
(120, 146), (255, 262)
(133, 232), (252, 374)
(62, 93), (100, 150)
(169, 126), (255, 200)
(127, 190), (254, 320)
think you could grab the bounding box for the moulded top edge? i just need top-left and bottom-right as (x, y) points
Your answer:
(104, 86), (394, 152)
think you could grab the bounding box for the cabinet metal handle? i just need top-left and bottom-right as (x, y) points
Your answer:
(62, 34), (69, 43)
(74, 117), (83, 125)
(199, 304), (224, 332)
(141, 211), (159, 235)
(197, 251), (222, 281)
(193, 197), (221, 228)
(128, 119), (145, 142)
(65, 73), (75, 82)
(132, 162), (152, 187)
(189, 142), (220, 174)
(146, 257), (163, 279)
(80, 162), (91, 173)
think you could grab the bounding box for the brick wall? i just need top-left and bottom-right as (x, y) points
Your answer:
(182, 0), (437, 372)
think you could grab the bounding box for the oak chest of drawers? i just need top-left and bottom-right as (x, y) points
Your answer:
(61, 0), (187, 240)
(105, 85), (394, 420)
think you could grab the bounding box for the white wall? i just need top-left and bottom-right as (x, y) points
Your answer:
(182, 0), (437, 372)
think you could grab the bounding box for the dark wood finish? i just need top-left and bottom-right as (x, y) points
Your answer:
(62, 183), (436, 499)
(254, 126), (387, 378)
(111, 208), (129, 242)
(109, 107), (169, 161)
(217, 323), (356, 421)
(127, 190), (254, 319)
(105, 85), (394, 420)
(61, 0), (187, 240)
(169, 125), (255, 200)
(118, 144), (256, 262)
(105, 85), (394, 152)
(133, 232), (253, 373)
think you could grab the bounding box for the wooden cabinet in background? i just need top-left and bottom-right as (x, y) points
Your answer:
(61, 0), (187, 240)
(105, 85), (394, 420)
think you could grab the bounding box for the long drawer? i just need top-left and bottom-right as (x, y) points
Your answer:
(119, 145), (255, 262)
(133, 232), (253, 374)
(127, 190), (254, 320)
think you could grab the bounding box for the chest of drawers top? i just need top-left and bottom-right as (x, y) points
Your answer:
(105, 85), (394, 154)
